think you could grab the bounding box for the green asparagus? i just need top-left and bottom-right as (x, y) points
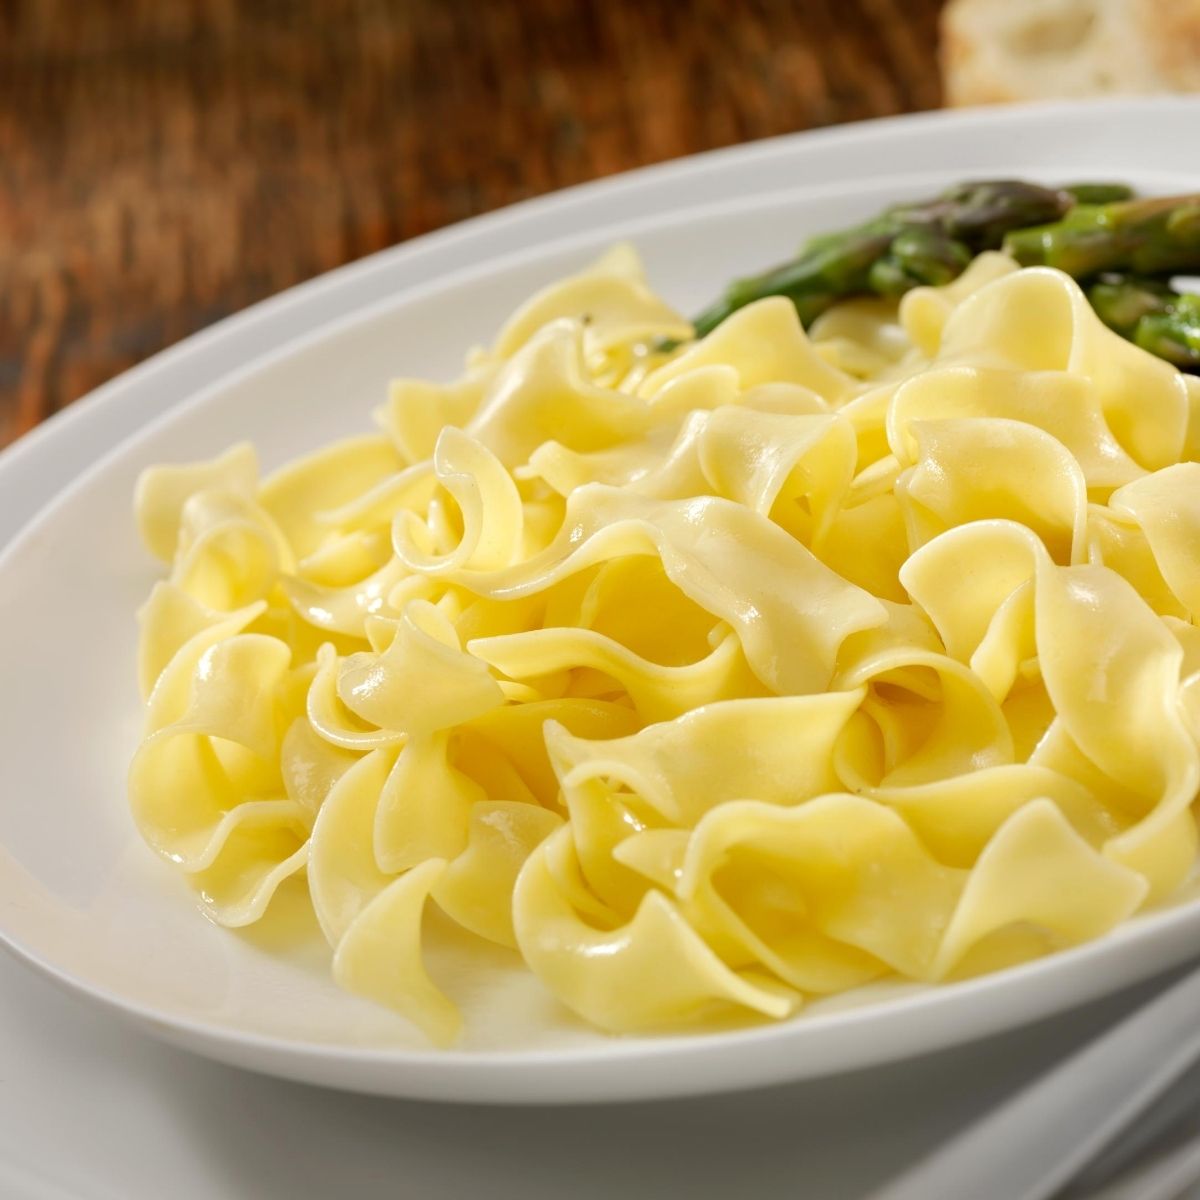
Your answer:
(1088, 275), (1200, 370)
(1002, 194), (1200, 277)
(685, 180), (1200, 371)
(691, 180), (1075, 337)
(1061, 183), (1136, 206)
(1086, 276), (1179, 340)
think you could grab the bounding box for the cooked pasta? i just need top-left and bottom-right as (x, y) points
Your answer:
(131, 244), (1200, 1045)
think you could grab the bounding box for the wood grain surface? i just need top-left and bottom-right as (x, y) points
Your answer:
(0, 0), (944, 448)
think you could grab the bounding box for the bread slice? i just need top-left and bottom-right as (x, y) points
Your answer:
(941, 0), (1200, 105)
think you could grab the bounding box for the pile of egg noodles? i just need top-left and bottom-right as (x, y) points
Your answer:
(131, 246), (1200, 1045)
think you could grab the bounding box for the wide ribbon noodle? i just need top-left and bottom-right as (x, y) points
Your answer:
(131, 244), (1200, 1045)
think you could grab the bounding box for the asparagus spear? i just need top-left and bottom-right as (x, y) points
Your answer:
(685, 180), (1200, 371)
(1003, 194), (1200, 277)
(1088, 275), (1200, 370)
(691, 180), (1075, 337)
(1086, 275), (1178, 338)
(1061, 183), (1136, 206)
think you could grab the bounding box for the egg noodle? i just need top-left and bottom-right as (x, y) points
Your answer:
(131, 246), (1200, 1045)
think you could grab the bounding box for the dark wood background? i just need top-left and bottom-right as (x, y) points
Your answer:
(0, 0), (945, 448)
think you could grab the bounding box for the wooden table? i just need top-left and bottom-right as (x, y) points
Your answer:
(0, 0), (944, 448)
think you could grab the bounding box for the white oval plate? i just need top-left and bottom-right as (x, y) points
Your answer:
(3, 116), (1200, 1105)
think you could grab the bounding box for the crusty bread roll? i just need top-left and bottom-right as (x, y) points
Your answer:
(941, 0), (1200, 106)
